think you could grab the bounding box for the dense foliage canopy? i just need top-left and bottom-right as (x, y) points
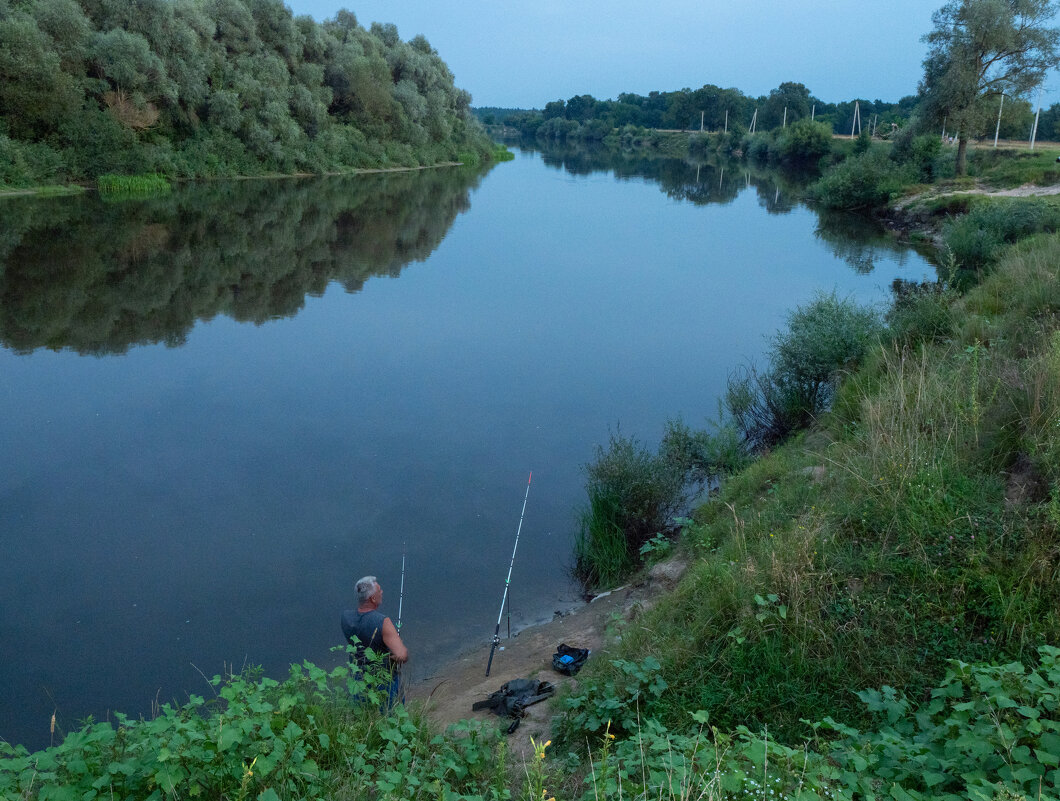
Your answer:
(0, 0), (493, 185)
(920, 0), (1060, 173)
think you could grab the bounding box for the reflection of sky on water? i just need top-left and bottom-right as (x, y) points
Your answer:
(0, 150), (935, 751)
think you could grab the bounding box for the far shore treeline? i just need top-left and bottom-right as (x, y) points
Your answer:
(0, 0), (496, 186)
(476, 80), (1060, 144)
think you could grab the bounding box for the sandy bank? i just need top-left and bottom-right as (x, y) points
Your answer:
(407, 558), (687, 763)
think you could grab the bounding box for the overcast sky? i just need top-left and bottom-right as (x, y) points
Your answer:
(284, 0), (942, 108)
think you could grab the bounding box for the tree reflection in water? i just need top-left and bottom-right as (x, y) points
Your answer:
(0, 167), (486, 355)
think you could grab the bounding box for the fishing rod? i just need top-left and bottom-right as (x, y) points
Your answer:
(397, 542), (406, 633)
(486, 471), (532, 677)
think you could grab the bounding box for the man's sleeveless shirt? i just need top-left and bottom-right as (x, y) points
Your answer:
(341, 608), (388, 666)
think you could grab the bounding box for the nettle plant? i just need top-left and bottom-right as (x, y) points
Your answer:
(820, 645), (1060, 801)
(0, 650), (507, 801)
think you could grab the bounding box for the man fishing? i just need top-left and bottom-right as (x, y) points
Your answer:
(341, 575), (408, 708)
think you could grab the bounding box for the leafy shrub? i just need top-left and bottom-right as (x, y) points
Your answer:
(727, 292), (881, 449)
(822, 646), (1060, 801)
(909, 134), (943, 180)
(775, 119), (834, 166)
(852, 128), (871, 155)
(741, 131), (775, 163)
(559, 656), (670, 741)
(659, 417), (749, 485)
(0, 655), (510, 800)
(560, 648), (1060, 801)
(773, 291), (881, 393)
(0, 135), (66, 187)
(809, 149), (916, 209)
(885, 278), (956, 347)
(943, 197), (1060, 274)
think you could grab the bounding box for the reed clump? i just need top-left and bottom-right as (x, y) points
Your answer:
(96, 173), (172, 196)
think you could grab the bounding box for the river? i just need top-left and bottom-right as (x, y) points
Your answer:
(0, 147), (934, 751)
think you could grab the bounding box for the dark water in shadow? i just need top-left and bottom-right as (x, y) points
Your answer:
(0, 152), (934, 751)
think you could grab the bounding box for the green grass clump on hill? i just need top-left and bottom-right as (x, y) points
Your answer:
(97, 173), (172, 196)
(942, 196), (1060, 279)
(561, 231), (1060, 745)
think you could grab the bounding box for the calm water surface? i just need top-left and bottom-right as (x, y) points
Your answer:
(0, 150), (934, 750)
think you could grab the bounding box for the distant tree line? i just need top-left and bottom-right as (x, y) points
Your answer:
(476, 80), (1058, 144)
(0, 0), (494, 186)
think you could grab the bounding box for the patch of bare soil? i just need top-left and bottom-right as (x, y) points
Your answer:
(407, 558), (687, 765)
(895, 181), (1060, 211)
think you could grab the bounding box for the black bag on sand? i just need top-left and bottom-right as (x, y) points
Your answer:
(552, 643), (590, 675)
(472, 678), (555, 733)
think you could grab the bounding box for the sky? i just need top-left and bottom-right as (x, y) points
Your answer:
(284, 0), (940, 109)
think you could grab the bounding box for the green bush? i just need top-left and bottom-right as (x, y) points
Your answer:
(852, 128), (871, 155)
(821, 646), (1060, 801)
(809, 149), (916, 209)
(0, 135), (66, 187)
(885, 278), (956, 347)
(775, 119), (834, 166)
(727, 292), (881, 450)
(559, 648), (1060, 801)
(943, 197), (1060, 275)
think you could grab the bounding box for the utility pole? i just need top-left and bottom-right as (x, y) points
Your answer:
(782, 106), (787, 128)
(994, 93), (1005, 147)
(1030, 85), (1044, 150)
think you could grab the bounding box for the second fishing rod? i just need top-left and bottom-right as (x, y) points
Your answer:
(486, 471), (532, 677)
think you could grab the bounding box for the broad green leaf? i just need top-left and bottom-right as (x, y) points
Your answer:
(1035, 748), (1060, 767)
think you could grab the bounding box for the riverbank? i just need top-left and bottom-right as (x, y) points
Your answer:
(0, 161), (483, 199)
(408, 558), (687, 762)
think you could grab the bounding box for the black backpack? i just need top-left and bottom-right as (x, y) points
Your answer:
(551, 643), (590, 676)
(472, 678), (555, 732)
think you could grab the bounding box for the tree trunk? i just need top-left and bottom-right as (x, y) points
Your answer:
(956, 136), (969, 177)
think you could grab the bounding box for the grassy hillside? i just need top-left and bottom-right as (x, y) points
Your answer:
(552, 203), (1060, 797)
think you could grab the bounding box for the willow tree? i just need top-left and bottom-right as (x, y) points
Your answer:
(920, 0), (1060, 175)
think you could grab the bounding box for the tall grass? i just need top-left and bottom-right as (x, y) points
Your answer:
(97, 172), (172, 196)
(575, 421), (748, 588)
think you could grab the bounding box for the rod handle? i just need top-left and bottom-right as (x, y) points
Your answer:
(486, 641), (497, 677)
